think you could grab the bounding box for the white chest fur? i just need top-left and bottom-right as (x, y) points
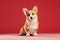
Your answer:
(26, 18), (38, 34)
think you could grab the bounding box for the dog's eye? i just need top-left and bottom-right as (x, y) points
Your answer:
(27, 14), (30, 16)
(32, 13), (34, 15)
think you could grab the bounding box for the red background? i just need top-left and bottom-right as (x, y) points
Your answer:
(0, 0), (60, 34)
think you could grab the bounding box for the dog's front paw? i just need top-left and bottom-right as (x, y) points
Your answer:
(26, 33), (30, 37)
(33, 33), (37, 36)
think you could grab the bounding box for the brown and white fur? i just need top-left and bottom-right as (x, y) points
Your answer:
(19, 5), (39, 36)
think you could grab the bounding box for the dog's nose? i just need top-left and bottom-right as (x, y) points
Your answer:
(30, 17), (32, 19)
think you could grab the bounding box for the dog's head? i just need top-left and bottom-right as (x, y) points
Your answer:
(23, 5), (38, 20)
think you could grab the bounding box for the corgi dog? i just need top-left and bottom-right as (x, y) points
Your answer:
(19, 5), (39, 36)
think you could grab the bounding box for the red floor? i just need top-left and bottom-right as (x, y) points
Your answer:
(0, 34), (60, 40)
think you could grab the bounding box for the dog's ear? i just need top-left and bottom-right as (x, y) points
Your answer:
(23, 8), (29, 15)
(32, 5), (38, 13)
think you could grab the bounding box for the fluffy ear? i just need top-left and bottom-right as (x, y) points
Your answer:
(22, 8), (29, 15)
(32, 5), (38, 13)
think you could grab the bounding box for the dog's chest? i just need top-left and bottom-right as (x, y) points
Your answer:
(26, 19), (38, 34)
(27, 19), (37, 29)
(28, 22), (37, 34)
(28, 22), (37, 29)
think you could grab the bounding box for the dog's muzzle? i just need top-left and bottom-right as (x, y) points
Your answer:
(30, 17), (33, 19)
